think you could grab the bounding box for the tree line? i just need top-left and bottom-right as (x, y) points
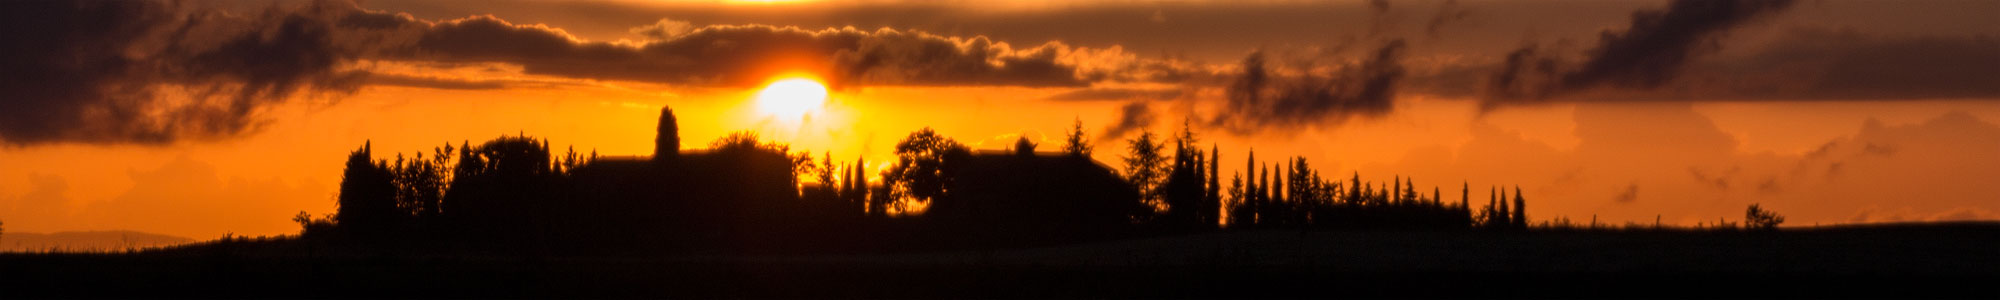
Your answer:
(316, 106), (1546, 252)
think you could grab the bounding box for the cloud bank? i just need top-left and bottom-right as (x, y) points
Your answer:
(0, 1), (367, 146)
(0, 0), (1151, 146)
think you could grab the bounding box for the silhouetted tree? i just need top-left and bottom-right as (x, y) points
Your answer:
(886, 127), (970, 207)
(1064, 118), (1092, 157)
(711, 130), (766, 152)
(1227, 172), (1247, 227)
(1405, 178), (1418, 206)
(1274, 163), (1286, 205)
(1242, 150), (1260, 225)
(655, 106), (680, 161)
(390, 143), (454, 220)
(1513, 186), (1527, 230)
(1161, 122), (1210, 229)
(293, 211), (336, 237)
(854, 156), (873, 215)
(1123, 129), (1168, 209)
(1497, 187), (1510, 228)
(1206, 145), (1221, 227)
(442, 135), (558, 240)
(337, 141), (399, 237)
(1392, 176), (1401, 204)
(817, 152), (836, 192)
(1746, 203), (1785, 230)
(1014, 135), (1037, 157)
(1485, 186), (1499, 227)
(1258, 163), (1270, 221)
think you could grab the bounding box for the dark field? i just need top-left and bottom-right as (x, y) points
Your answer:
(4, 223), (1995, 298)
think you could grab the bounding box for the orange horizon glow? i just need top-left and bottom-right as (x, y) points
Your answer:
(5, 0), (2000, 242)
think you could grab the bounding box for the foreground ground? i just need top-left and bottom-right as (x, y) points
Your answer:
(3, 223), (1995, 298)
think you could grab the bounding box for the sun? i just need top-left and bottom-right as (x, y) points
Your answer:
(754, 77), (828, 119)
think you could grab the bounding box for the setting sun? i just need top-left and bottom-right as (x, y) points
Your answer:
(754, 77), (828, 119)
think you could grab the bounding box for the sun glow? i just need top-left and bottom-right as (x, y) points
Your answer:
(754, 77), (829, 119)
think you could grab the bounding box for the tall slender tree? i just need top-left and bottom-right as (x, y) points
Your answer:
(1513, 186), (1527, 230)
(1498, 187), (1511, 227)
(1124, 129), (1168, 207)
(1206, 145), (1221, 226)
(338, 141), (398, 235)
(1275, 162), (1286, 204)
(1433, 186), (1441, 206)
(1228, 172), (1246, 227)
(1349, 172), (1362, 205)
(1064, 117), (1092, 157)
(1392, 176), (1401, 204)
(655, 106), (680, 161)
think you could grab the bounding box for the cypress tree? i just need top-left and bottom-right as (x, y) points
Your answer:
(655, 106), (680, 162)
(1207, 145), (1221, 226)
(1488, 186), (1498, 226)
(1349, 172), (1361, 205)
(1392, 176), (1401, 204)
(1407, 178), (1418, 205)
(1514, 185), (1528, 230)
(1498, 187), (1511, 226)
(1433, 186), (1441, 207)
(1275, 162), (1286, 204)
(1246, 153), (1260, 226)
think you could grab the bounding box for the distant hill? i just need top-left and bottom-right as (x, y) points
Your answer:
(2, 231), (195, 253)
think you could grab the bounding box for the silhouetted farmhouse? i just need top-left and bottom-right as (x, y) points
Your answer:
(931, 150), (1146, 229)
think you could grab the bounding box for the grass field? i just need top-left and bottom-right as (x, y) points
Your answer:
(2, 222), (1994, 298)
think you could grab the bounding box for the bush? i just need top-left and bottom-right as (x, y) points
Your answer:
(1745, 203), (1784, 230)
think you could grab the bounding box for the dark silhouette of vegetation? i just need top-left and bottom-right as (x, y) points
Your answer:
(1064, 118), (1091, 157)
(886, 127), (970, 208)
(656, 106), (680, 161)
(1013, 135), (1037, 157)
(308, 104), (1564, 255)
(1160, 122), (1217, 229)
(1747, 203), (1785, 230)
(336, 142), (398, 238)
(1122, 129), (1168, 213)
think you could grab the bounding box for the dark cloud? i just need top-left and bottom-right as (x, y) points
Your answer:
(1614, 183), (1639, 203)
(0, 0), (367, 146)
(1466, 28), (2000, 102)
(380, 14), (1097, 88)
(1101, 102), (1156, 139)
(1043, 88), (1184, 102)
(0, 0), (1132, 145)
(1685, 28), (2000, 100)
(1482, 0), (1796, 103)
(1425, 0), (1470, 39)
(1562, 0), (1796, 89)
(1208, 40), (1407, 134)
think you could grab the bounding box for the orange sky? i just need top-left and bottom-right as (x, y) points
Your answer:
(4, 0), (2000, 239)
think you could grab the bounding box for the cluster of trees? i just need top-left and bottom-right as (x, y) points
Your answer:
(1111, 121), (1510, 231)
(333, 135), (594, 239)
(320, 105), (1567, 252)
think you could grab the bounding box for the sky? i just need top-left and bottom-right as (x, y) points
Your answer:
(3, 0), (1999, 239)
